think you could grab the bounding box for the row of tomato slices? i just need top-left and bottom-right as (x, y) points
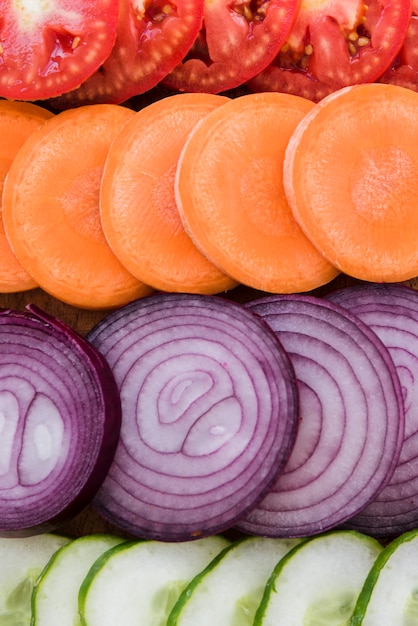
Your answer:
(1, 0), (417, 108)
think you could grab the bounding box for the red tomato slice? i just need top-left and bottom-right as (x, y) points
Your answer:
(0, 0), (119, 101)
(50, 0), (205, 107)
(161, 0), (301, 94)
(247, 0), (412, 102)
(379, 0), (418, 90)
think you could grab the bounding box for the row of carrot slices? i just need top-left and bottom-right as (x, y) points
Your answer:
(1, 81), (418, 310)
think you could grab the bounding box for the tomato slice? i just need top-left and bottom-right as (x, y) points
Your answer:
(161, 0), (301, 94)
(50, 0), (205, 107)
(0, 0), (119, 101)
(379, 0), (418, 90)
(247, 0), (412, 102)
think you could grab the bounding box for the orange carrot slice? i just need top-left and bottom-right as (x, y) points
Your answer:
(283, 82), (418, 283)
(175, 92), (339, 294)
(100, 93), (237, 295)
(0, 100), (53, 292)
(3, 104), (152, 310)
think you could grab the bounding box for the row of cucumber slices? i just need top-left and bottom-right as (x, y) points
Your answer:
(1, 528), (417, 626)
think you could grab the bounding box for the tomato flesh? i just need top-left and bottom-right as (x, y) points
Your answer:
(50, 0), (205, 107)
(162, 0), (301, 93)
(248, 0), (412, 101)
(0, 0), (119, 100)
(379, 0), (418, 90)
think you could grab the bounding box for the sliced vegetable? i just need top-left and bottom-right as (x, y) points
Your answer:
(283, 82), (418, 282)
(175, 92), (339, 293)
(326, 283), (418, 536)
(49, 0), (205, 107)
(167, 536), (302, 626)
(0, 305), (121, 537)
(254, 531), (382, 626)
(379, 1), (418, 91)
(78, 536), (230, 626)
(32, 534), (125, 626)
(100, 92), (237, 294)
(351, 529), (418, 625)
(0, 533), (70, 626)
(162, 0), (300, 93)
(87, 292), (298, 541)
(2, 103), (152, 310)
(0, 100), (53, 293)
(0, 0), (119, 100)
(235, 294), (405, 537)
(248, 0), (412, 101)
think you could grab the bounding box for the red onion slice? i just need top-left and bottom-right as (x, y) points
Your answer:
(327, 283), (418, 535)
(235, 294), (405, 538)
(87, 293), (299, 541)
(0, 305), (121, 537)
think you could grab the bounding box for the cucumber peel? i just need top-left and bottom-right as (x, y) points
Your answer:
(78, 535), (229, 626)
(254, 530), (382, 626)
(167, 536), (301, 626)
(350, 528), (418, 625)
(0, 534), (70, 626)
(31, 533), (125, 626)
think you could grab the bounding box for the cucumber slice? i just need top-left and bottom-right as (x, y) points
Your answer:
(167, 536), (301, 626)
(31, 533), (125, 626)
(0, 533), (70, 626)
(78, 535), (229, 626)
(351, 528), (418, 625)
(254, 530), (382, 626)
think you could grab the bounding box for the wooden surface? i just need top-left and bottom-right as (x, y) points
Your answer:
(4, 274), (417, 539)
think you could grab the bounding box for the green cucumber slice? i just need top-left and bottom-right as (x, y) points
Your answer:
(254, 530), (382, 626)
(31, 533), (125, 626)
(0, 533), (70, 626)
(78, 535), (229, 626)
(350, 528), (418, 625)
(167, 536), (301, 626)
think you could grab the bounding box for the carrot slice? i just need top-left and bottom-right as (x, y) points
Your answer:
(0, 100), (53, 292)
(3, 104), (152, 310)
(283, 83), (418, 283)
(100, 93), (237, 295)
(174, 92), (339, 294)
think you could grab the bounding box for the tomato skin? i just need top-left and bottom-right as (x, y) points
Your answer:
(248, 0), (412, 102)
(0, 0), (119, 101)
(50, 0), (205, 108)
(379, 1), (418, 90)
(162, 0), (301, 94)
